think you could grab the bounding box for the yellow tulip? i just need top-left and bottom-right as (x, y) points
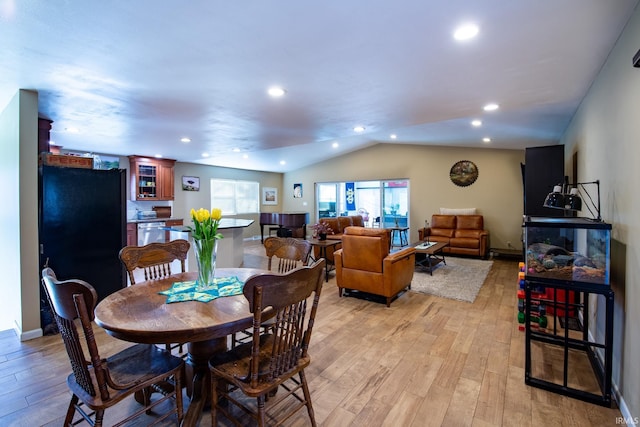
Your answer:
(211, 208), (222, 221)
(196, 208), (210, 222)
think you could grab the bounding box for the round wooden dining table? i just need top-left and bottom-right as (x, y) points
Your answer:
(94, 268), (267, 427)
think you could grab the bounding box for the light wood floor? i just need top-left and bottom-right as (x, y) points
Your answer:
(0, 241), (622, 426)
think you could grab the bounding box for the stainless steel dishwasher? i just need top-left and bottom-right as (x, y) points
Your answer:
(137, 221), (166, 246)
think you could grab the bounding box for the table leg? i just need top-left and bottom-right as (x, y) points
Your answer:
(181, 338), (227, 427)
(321, 247), (330, 282)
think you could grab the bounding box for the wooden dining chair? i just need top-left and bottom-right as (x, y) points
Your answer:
(119, 239), (190, 355)
(209, 259), (325, 427)
(264, 236), (312, 273)
(119, 239), (190, 285)
(41, 267), (184, 427)
(231, 236), (312, 347)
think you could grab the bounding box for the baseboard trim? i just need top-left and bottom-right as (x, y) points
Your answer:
(18, 326), (43, 342)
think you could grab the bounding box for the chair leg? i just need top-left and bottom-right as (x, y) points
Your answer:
(338, 287), (343, 297)
(94, 409), (105, 427)
(256, 395), (267, 427)
(64, 395), (79, 426)
(210, 376), (218, 427)
(299, 371), (317, 427)
(174, 369), (184, 424)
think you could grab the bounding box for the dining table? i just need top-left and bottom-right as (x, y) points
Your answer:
(94, 268), (268, 427)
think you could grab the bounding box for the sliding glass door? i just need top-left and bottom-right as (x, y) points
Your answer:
(315, 179), (409, 232)
(381, 180), (409, 228)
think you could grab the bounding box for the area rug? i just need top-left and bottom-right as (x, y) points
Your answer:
(410, 257), (493, 303)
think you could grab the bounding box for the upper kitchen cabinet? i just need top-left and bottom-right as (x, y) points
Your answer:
(128, 155), (176, 201)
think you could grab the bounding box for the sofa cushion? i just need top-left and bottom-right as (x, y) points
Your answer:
(337, 216), (353, 233)
(425, 235), (451, 244)
(455, 229), (484, 239)
(351, 215), (364, 227)
(431, 215), (456, 229)
(456, 215), (483, 230)
(431, 228), (455, 238)
(450, 237), (480, 249)
(440, 207), (477, 215)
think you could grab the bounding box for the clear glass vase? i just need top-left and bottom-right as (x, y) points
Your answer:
(193, 238), (218, 290)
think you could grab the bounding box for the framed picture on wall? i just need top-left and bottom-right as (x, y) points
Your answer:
(293, 183), (302, 198)
(182, 176), (200, 191)
(262, 187), (277, 205)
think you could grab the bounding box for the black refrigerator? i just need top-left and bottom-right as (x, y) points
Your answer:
(39, 165), (127, 308)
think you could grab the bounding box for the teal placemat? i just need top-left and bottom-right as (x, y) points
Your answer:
(159, 276), (244, 303)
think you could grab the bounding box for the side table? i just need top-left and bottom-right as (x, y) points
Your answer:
(388, 226), (409, 248)
(308, 239), (341, 282)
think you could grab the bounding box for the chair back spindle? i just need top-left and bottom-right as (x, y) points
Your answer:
(264, 236), (312, 273)
(119, 239), (190, 285)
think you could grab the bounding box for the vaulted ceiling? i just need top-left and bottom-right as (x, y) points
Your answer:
(1, 1), (637, 172)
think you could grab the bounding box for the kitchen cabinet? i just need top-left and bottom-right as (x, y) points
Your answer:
(128, 155), (176, 201)
(126, 223), (137, 246)
(164, 219), (184, 242)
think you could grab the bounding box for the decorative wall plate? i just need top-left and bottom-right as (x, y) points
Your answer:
(450, 160), (478, 187)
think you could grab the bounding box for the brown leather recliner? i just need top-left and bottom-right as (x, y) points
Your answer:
(312, 215), (365, 264)
(334, 227), (415, 307)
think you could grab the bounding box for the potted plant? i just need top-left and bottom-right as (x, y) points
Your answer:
(312, 221), (333, 240)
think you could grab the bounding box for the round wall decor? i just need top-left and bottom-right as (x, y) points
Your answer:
(450, 160), (478, 187)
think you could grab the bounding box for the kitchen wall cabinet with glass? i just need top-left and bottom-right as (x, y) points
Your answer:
(128, 155), (176, 201)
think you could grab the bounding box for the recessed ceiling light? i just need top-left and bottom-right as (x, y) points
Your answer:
(154, 154), (163, 158)
(453, 23), (479, 41)
(180, 137), (191, 143)
(280, 160), (286, 165)
(332, 142), (339, 148)
(471, 119), (482, 127)
(483, 137), (491, 143)
(390, 134), (397, 139)
(243, 154), (249, 159)
(268, 87), (286, 97)
(483, 103), (499, 111)
(353, 126), (365, 132)
(232, 147), (241, 152)
(65, 127), (79, 133)
(202, 152), (209, 157)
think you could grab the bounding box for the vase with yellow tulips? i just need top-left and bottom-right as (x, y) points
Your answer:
(189, 208), (223, 290)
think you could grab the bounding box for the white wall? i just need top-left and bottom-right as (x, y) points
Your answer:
(0, 92), (21, 331)
(561, 5), (640, 418)
(0, 90), (41, 337)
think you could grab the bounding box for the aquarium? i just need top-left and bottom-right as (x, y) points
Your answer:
(524, 217), (611, 286)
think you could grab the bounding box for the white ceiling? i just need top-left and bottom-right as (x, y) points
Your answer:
(1, 1), (638, 172)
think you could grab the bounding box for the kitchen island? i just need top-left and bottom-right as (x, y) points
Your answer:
(166, 218), (254, 268)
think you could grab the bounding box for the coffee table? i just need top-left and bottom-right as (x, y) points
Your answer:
(412, 241), (448, 275)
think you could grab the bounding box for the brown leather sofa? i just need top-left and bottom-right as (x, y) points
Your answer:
(313, 215), (364, 264)
(318, 215), (365, 239)
(418, 214), (489, 258)
(334, 227), (415, 307)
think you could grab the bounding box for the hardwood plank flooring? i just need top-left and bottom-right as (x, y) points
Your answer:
(0, 241), (622, 426)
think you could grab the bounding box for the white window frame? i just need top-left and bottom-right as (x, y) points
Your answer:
(211, 179), (259, 215)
